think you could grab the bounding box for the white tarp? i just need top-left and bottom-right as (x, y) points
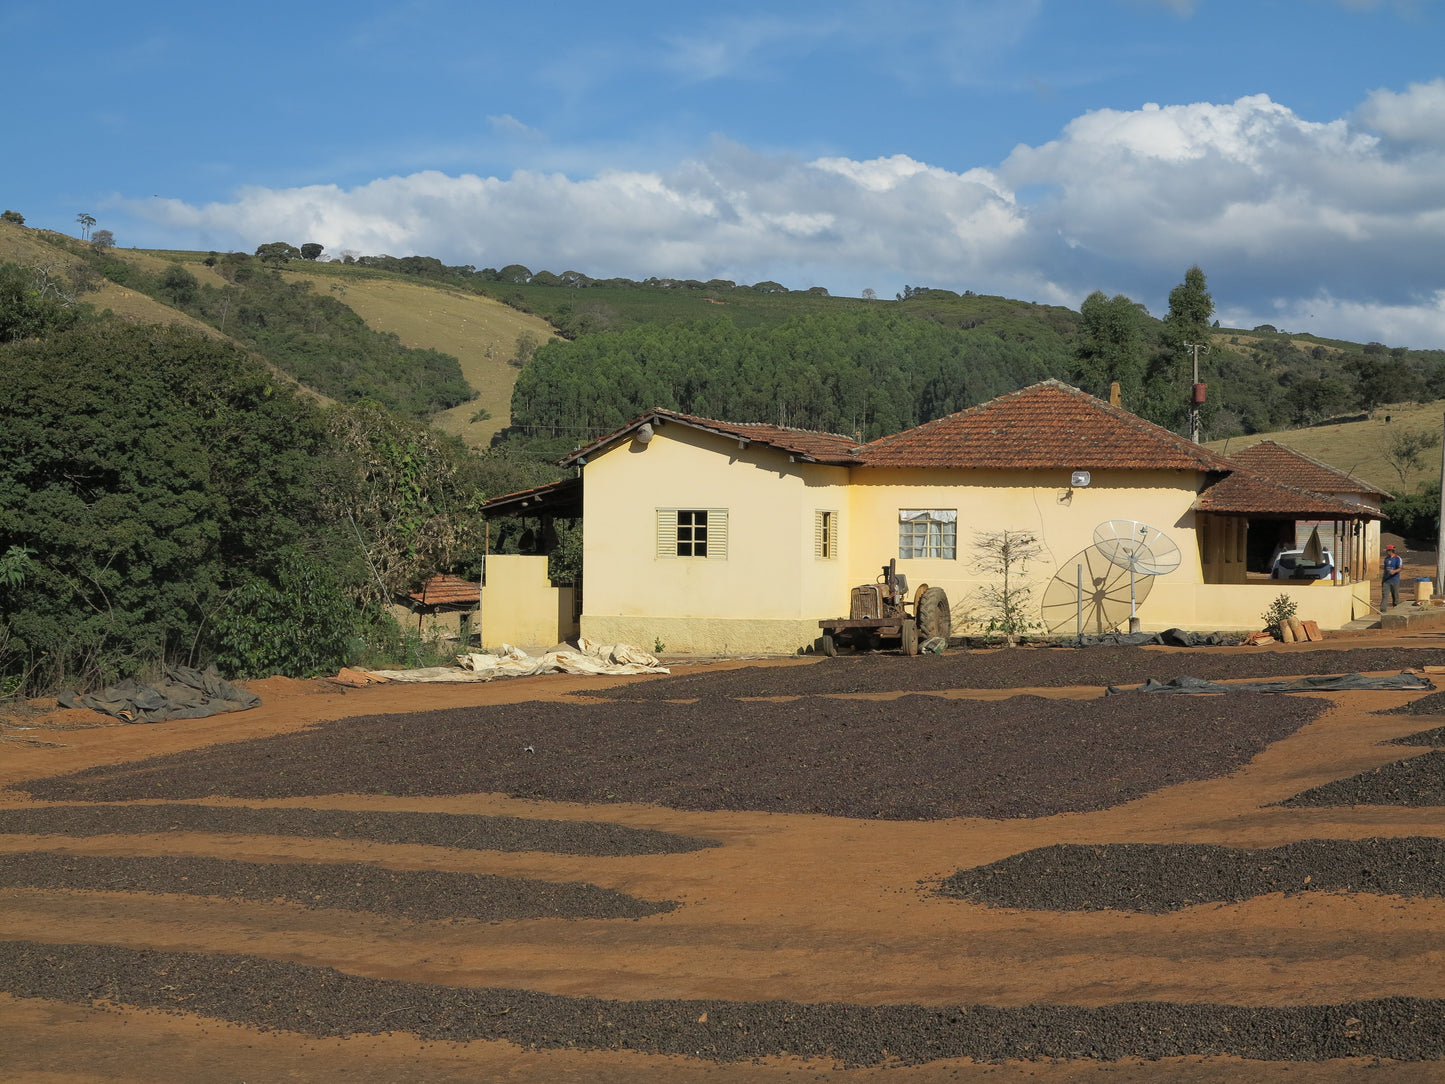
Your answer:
(366, 639), (668, 683)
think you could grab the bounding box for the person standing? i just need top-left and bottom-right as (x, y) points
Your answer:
(1383, 544), (1403, 609)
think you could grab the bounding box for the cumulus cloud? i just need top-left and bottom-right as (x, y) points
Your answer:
(1355, 77), (1445, 146)
(126, 90), (1445, 347)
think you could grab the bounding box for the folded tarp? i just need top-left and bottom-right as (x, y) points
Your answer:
(57, 665), (262, 723)
(1106, 672), (1434, 696)
(368, 639), (670, 683)
(1058, 628), (1243, 648)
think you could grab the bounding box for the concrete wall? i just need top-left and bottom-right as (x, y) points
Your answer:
(480, 554), (578, 650)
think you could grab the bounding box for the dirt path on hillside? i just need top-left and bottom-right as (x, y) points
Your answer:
(3, 639), (1445, 1081)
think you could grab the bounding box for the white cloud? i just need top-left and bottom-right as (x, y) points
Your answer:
(486, 114), (543, 140)
(1355, 78), (1445, 146)
(125, 90), (1445, 348)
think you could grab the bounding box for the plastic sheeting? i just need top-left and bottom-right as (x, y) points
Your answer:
(57, 665), (261, 723)
(367, 639), (669, 683)
(1056, 629), (1243, 648)
(1106, 672), (1435, 696)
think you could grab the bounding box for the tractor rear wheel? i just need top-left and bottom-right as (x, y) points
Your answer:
(916, 586), (951, 643)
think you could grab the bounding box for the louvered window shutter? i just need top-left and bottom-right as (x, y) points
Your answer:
(656, 509), (678, 558)
(707, 509), (728, 560)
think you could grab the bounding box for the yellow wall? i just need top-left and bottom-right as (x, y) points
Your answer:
(480, 554), (578, 649)
(578, 424), (851, 654)
(847, 467), (1204, 635)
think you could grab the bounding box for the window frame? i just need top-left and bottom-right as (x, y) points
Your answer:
(814, 509), (838, 560)
(898, 509), (957, 560)
(657, 508), (728, 560)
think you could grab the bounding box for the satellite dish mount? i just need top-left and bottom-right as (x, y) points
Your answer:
(1092, 520), (1182, 633)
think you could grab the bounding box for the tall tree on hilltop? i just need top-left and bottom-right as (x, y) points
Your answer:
(1141, 265), (1214, 431)
(1071, 291), (1146, 407)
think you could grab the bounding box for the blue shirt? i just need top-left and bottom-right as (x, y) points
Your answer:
(1384, 554), (1403, 582)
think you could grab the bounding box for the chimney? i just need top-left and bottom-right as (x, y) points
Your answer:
(1109, 381), (1122, 407)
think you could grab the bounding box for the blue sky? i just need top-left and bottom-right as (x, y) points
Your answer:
(5, 0), (1445, 346)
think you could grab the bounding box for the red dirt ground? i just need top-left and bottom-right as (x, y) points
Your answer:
(4, 630), (1445, 1082)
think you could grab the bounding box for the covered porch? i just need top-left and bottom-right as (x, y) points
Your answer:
(1193, 470), (1383, 628)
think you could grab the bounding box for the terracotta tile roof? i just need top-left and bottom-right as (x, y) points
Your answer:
(405, 574), (480, 607)
(1227, 440), (1392, 500)
(855, 380), (1236, 471)
(1192, 470), (1382, 519)
(560, 408), (859, 467)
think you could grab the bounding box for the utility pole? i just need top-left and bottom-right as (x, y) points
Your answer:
(1185, 343), (1209, 443)
(1436, 412), (1445, 596)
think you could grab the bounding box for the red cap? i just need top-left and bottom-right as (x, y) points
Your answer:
(1387, 545), (1397, 551)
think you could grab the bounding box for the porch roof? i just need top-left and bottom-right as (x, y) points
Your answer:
(1193, 469), (1383, 519)
(1227, 440), (1393, 501)
(481, 476), (582, 519)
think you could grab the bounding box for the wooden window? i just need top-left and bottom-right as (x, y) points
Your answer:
(814, 509), (838, 559)
(657, 508), (728, 559)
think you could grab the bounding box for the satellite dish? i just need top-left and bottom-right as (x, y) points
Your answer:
(1094, 520), (1182, 575)
(1041, 545), (1155, 635)
(1091, 520), (1181, 630)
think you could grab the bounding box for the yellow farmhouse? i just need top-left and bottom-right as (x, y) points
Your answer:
(496, 381), (1382, 654)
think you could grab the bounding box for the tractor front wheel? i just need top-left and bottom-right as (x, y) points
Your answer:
(902, 621), (919, 656)
(916, 586), (952, 643)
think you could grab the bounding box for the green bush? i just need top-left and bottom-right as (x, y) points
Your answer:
(213, 553), (361, 678)
(1261, 593), (1299, 637)
(1383, 485), (1440, 544)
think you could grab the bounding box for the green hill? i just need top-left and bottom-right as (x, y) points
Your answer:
(10, 222), (1445, 492)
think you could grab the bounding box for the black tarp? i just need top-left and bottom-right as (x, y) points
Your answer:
(58, 665), (261, 723)
(1106, 672), (1434, 696)
(1056, 628), (1243, 648)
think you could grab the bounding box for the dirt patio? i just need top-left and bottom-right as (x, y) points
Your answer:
(4, 630), (1445, 1082)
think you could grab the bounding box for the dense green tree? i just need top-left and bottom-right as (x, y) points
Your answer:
(1141, 265), (1215, 430)
(0, 320), (344, 693)
(0, 262), (84, 342)
(300, 243), (324, 261)
(159, 263), (199, 306)
(318, 401), (487, 600)
(1071, 291), (1146, 407)
(255, 241), (301, 264)
(0, 210), (23, 225)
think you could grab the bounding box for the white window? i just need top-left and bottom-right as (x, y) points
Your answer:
(657, 508), (728, 559)
(814, 509), (838, 560)
(899, 509), (957, 559)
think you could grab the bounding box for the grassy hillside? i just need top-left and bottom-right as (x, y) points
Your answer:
(0, 223), (333, 404)
(66, 243), (552, 446)
(1206, 398), (1445, 496)
(277, 265), (555, 447)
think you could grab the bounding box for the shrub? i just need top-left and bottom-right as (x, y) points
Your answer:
(1261, 593), (1298, 638)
